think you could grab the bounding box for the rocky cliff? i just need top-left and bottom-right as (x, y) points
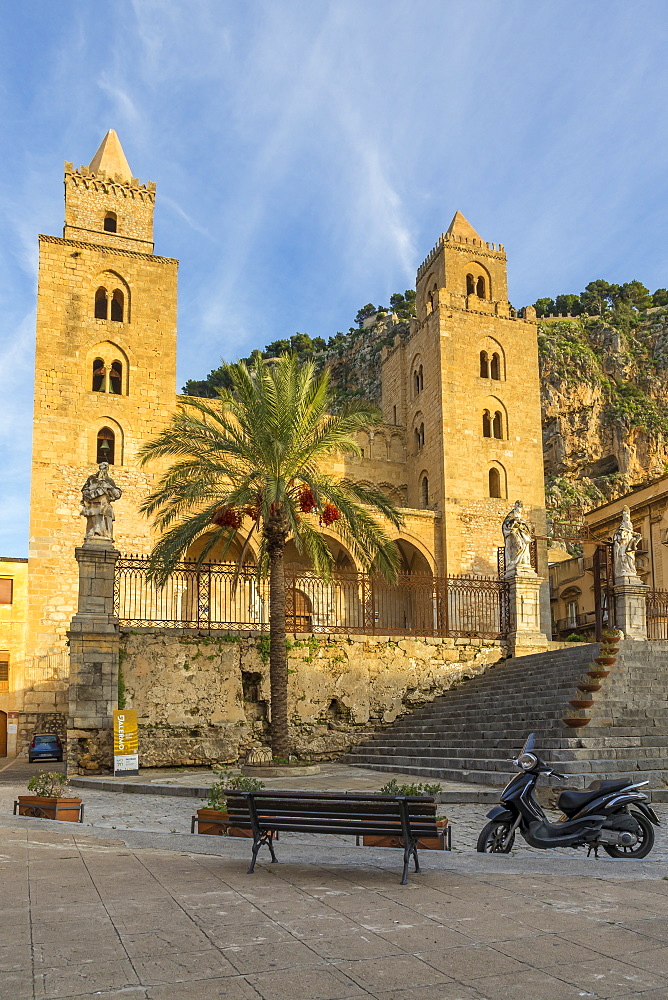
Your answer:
(540, 310), (668, 512)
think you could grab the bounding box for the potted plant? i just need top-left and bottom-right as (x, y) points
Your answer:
(561, 708), (591, 728)
(194, 770), (265, 837)
(587, 666), (610, 679)
(361, 780), (449, 850)
(16, 771), (83, 822)
(577, 677), (602, 693)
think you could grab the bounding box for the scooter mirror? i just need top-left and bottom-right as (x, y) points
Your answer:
(521, 733), (536, 755)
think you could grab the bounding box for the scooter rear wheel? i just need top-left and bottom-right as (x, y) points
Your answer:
(603, 810), (655, 859)
(476, 820), (515, 853)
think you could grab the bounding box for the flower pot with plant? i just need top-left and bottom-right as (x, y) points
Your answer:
(15, 771), (83, 822)
(194, 770), (265, 836)
(361, 780), (449, 850)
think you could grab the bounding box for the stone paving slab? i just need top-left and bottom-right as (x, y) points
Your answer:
(5, 822), (668, 1000)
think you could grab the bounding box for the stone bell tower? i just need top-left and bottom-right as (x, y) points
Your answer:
(382, 212), (547, 608)
(26, 130), (179, 671)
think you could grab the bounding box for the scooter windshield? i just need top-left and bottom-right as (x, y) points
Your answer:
(520, 733), (536, 756)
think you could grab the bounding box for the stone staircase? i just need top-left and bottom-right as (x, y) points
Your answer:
(342, 641), (668, 801)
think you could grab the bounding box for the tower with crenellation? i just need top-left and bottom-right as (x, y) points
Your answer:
(26, 131), (179, 668)
(381, 211), (547, 609)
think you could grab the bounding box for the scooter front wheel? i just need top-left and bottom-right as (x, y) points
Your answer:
(603, 810), (655, 859)
(476, 819), (515, 853)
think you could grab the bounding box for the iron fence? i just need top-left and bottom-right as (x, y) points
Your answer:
(114, 556), (510, 639)
(646, 590), (668, 640)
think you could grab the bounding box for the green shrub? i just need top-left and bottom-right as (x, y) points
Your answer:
(27, 771), (70, 797)
(205, 770), (265, 811)
(379, 778), (442, 796)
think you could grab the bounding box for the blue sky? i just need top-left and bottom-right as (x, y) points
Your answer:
(1, 1), (668, 555)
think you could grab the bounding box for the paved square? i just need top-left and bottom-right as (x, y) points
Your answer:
(4, 820), (668, 999)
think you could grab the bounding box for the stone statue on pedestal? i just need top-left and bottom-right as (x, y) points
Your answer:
(502, 500), (533, 575)
(80, 462), (122, 541)
(612, 505), (642, 583)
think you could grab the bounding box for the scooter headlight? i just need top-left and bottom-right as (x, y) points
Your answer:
(518, 752), (537, 770)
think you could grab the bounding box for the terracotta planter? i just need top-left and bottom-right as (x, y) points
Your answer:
(362, 818), (449, 851)
(569, 698), (593, 709)
(16, 796), (83, 823)
(588, 669), (610, 679)
(194, 808), (253, 838)
(595, 656), (616, 666)
(598, 647), (619, 657)
(562, 718), (591, 728)
(577, 681), (601, 693)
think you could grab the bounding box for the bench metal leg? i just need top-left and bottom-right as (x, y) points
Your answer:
(401, 838), (420, 885)
(247, 831), (278, 874)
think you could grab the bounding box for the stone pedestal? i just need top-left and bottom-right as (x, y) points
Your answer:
(614, 579), (648, 641)
(66, 538), (120, 773)
(506, 569), (549, 658)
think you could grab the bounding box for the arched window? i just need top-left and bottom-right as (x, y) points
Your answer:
(109, 361), (123, 395)
(110, 289), (124, 323)
(392, 404), (397, 424)
(421, 475), (429, 507)
(97, 427), (115, 465)
(482, 410), (492, 437)
(489, 467), (501, 498)
(490, 353), (501, 380)
(104, 212), (117, 233)
(476, 276), (486, 298)
(414, 371), (420, 395)
(493, 411), (503, 439)
(480, 351), (489, 378)
(94, 287), (108, 320)
(418, 365), (424, 391)
(92, 358), (106, 393)
(466, 273), (475, 296)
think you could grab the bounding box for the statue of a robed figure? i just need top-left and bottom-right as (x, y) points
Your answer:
(612, 505), (642, 583)
(502, 500), (533, 575)
(80, 462), (122, 541)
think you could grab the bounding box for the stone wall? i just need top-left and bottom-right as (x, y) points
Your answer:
(119, 630), (505, 767)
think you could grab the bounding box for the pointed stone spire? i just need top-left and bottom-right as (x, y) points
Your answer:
(88, 130), (132, 182)
(446, 211), (483, 242)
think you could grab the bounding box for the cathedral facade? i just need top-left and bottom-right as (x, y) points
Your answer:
(18, 131), (548, 713)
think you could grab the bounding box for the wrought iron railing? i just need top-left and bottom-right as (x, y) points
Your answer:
(114, 556), (510, 639)
(646, 590), (668, 640)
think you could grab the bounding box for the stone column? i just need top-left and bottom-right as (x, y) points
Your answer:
(506, 568), (549, 658)
(614, 581), (648, 640)
(67, 538), (120, 773)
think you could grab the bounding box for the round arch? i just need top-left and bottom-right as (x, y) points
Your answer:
(465, 260), (492, 300)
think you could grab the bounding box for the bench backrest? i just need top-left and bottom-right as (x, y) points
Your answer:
(224, 789), (439, 838)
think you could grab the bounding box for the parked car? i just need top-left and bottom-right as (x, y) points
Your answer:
(28, 733), (63, 763)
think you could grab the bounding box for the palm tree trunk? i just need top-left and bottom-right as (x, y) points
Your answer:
(267, 531), (290, 758)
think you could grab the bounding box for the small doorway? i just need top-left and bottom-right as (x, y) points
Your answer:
(0, 711), (6, 757)
(286, 589), (313, 631)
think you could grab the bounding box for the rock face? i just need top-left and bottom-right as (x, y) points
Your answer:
(539, 312), (668, 510)
(118, 631), (504, 766)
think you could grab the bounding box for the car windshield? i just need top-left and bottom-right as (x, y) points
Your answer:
(34, 735), (58, 745)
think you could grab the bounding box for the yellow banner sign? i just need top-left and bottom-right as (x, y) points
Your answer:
(113, 709), (138, 755)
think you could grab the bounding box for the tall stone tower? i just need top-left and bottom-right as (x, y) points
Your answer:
(27, 131), (179, 662)
(382, 211), (546, 586)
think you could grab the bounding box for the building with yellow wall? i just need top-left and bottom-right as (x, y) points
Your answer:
(19, 131), (549, 727)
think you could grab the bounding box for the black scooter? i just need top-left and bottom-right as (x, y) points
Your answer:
(477, 733), (659, 858)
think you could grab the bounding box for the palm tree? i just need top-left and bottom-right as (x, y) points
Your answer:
(138, 353), (403, 757)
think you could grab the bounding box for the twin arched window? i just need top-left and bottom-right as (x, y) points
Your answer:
(414, 422), (425, 452)
(95, 287), (125, 322)
(480, 351), (501, 379)
(482, 409), (504, 439)
(413, 365), (424, 396)
(466, 273), (487, 298)
(92, 359), (123, 394)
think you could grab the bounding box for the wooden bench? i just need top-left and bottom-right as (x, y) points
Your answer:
(223, 788), (447, 884)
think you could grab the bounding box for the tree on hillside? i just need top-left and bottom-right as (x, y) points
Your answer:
(555, 294), (583, 316)
(653, 289), (668, 307)
(355, 303), (380, 327)
(390, 290), (417, 318)
(534, 297), (555, 318)
(618, 281), (653, 311)
(139, 353), (403, 757)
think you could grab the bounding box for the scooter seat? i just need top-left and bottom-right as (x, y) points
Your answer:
(557, 779), (630, 816)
